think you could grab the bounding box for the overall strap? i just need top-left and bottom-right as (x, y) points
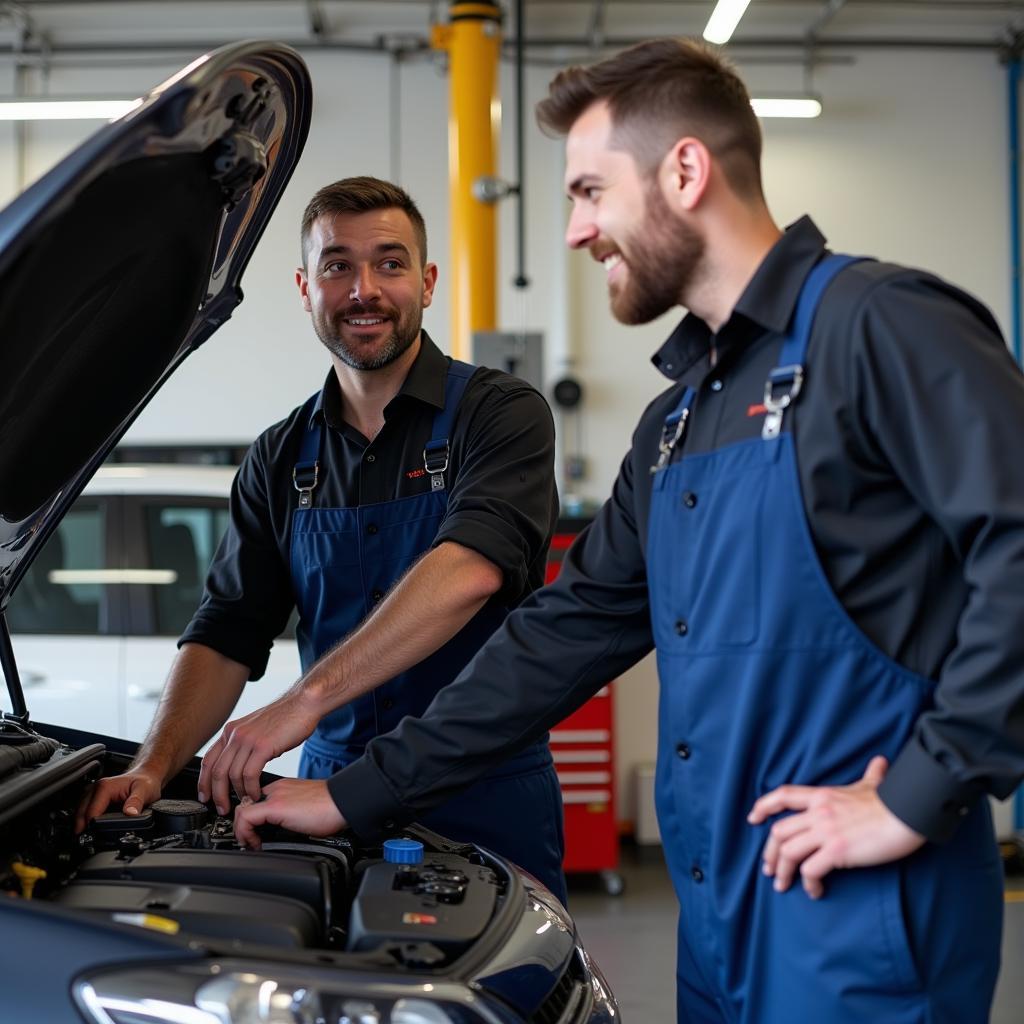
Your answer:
(292, 390), (325, 509)
(651, 386), (697, 475)
(423, 359), (476, 492)
(762, 254), (863, 441)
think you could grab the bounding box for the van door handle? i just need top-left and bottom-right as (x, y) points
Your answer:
(127, 684), (163, 702)
(21, 670), (46, 687)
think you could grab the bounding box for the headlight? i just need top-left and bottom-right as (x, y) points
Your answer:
(389, 1000), (461, 1024)
(75, 962), (503, 1024)
(197, 972), (324, 1022)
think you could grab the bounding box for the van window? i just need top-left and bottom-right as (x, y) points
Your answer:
(142, 500), (296, 641)
(6, 503), (106, 635)
(143, 503), (228, 636)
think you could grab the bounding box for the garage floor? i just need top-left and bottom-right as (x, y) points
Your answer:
(567, 847), (1024, 1022)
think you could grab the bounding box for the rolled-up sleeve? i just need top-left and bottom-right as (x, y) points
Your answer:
(432, 380), (557, 601)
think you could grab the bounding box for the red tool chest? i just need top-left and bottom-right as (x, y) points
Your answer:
(546, 520), (624, 895)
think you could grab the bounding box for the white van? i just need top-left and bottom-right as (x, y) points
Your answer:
(4, 463), (302, 776)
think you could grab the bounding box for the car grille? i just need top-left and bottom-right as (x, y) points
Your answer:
(532, 951), (588, 1024)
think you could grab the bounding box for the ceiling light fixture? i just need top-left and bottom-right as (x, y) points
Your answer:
(0, 99), (140, 122)
(750, 97), (823, 119)
(703, 0), (754, 45)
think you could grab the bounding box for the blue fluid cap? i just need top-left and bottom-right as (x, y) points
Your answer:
(384, 838), (424, 864)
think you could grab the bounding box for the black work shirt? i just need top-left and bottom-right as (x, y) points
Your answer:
(180, 333), (558, 678)
(329, 217), (1024, 846)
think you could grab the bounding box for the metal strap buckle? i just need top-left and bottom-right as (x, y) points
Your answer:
(650, 408), (690, 474)
(761, 364), (804, 440)
(423, 443), (449, 491)
(293, 461), (319, 508)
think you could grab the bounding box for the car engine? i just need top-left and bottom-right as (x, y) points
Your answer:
(0, 732), (511, 968)
(0, 721), (618, 1024)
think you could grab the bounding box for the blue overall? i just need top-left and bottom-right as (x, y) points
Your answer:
(647, 256), (1003, 1023)
(289, 360), (566, 905)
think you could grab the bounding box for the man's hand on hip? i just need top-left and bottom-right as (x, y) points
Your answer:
(198, 690), (323, 814)
(746, 755), (926, 899)
(233, 778), (346, 850)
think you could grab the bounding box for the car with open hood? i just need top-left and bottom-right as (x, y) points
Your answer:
(0, 41), (618, 1024)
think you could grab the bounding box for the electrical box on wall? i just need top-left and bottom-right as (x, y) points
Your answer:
(472, 331), (543, 391)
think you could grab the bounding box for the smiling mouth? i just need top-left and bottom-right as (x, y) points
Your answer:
(345, 317), (387, 326)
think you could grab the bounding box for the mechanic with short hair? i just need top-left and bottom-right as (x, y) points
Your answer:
(79, 176), (567, 905)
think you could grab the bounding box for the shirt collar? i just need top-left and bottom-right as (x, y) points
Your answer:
(652, 215), (828, 382)
(311, 330), (448, 430)
(391, 330), (447, 412)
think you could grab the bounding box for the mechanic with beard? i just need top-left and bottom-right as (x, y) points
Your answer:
(235, 44), (1024, 1022)
(78, 177), (567, 904)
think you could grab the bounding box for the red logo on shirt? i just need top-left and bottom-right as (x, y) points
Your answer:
(403, 912), (438, 925)
(747, 403), (767, 418)
(406, 467), (427, 479)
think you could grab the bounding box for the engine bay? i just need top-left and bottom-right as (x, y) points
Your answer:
(0, 730), (511, 972)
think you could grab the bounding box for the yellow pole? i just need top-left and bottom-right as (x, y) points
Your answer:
(431, 1), (502, 361)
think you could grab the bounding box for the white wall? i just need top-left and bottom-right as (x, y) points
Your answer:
(2, 39), (1012, 826)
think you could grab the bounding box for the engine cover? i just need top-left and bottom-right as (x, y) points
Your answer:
(348, 854), (498, 954)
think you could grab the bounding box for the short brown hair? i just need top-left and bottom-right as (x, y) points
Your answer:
(536, 38), (763, 199)
(300, 176), (428, 265)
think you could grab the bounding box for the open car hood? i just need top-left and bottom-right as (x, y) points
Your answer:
(0, 41), (310, 613)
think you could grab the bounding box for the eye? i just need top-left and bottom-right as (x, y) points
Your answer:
(381, 259), (403, 271)
(323, 260), (349, 273)
(568, 185), (600, 205)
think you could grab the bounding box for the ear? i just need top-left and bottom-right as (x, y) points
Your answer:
(661, 137), (712, 212)
(296, 267), (312, 313)
(421, 262), (439, 309)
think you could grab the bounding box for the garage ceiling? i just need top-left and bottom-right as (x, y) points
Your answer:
(0, 1), (1019, 59)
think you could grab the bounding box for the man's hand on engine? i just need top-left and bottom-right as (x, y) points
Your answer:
(198, 691), (322, 814)
(232, 778), (346, 850)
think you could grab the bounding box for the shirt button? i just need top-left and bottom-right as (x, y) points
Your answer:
(382, 697), (394, 710)
(675, 619), (688, 636)
(367, 523), (379, 535)
(710, 379), (723, 392)
(691, 866), (704, 883)
(682, 491), (697, 509)
(372, 588), (384, 602)
(365, 453), (375, 463)
(676, 743), (691, 760)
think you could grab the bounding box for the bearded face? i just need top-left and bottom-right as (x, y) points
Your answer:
(607, 178), (706, 326)
(300, 207), (437, 373)
(311, 296), (423, 371)
(564, 101), (709, 327)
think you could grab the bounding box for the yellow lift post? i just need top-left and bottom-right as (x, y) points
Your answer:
(431, 1), (502, 361)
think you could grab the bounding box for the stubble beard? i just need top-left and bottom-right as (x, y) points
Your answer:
(314, 303), (423, 371)
(609, 181), (705, 326)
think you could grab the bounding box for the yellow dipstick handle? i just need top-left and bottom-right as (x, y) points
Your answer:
(12, 862), (47, 899)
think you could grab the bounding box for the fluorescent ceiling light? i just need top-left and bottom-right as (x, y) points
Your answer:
(750, 97), (823, 119)
(0, 99), (139, 121)
(703, 0), (754, 45)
